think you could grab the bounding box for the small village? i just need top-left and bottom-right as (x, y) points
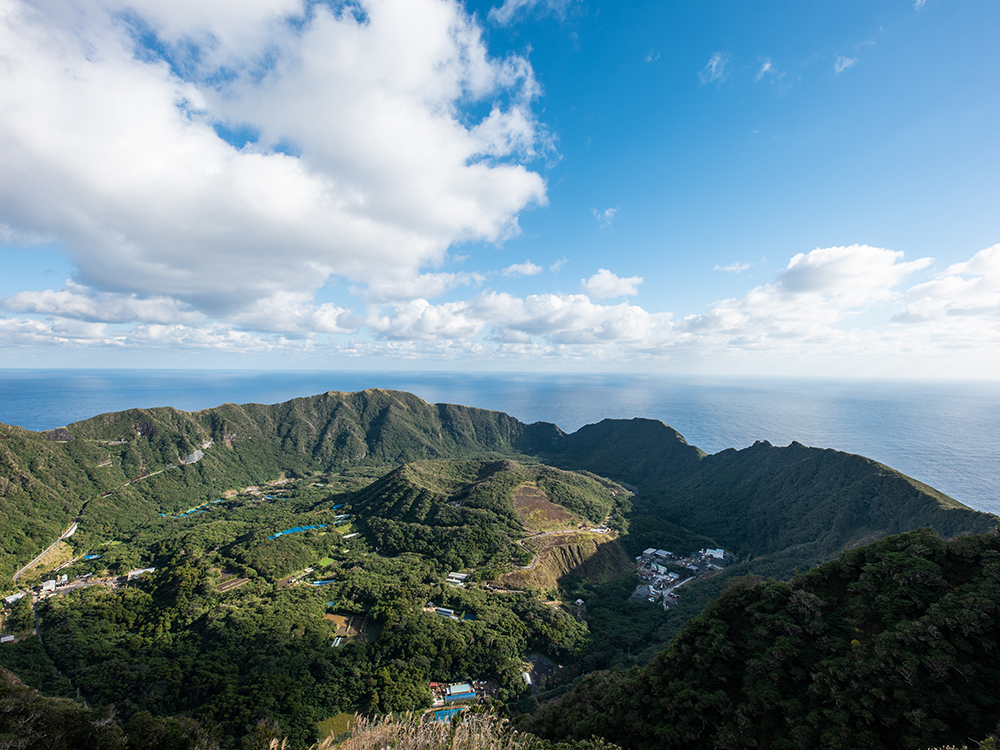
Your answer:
(632, 546), (731, 609)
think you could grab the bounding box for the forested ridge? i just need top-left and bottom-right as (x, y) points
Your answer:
(1, 388), (998, 749)
(522, 528), (1000, 750)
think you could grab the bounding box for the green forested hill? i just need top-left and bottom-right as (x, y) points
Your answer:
(521, 528), (1000, 750)
(353, 459), (629, 569)
(0, 390), (562, 583)
(539, 422), (997, 632)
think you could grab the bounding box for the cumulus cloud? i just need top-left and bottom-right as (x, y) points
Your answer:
(699, 52), (731, 85)
(2, 281), (201, 324)
(367, 299), (484, 341)
(892, 244), (1000, 348)
(228, 292), (357, 335)
(835, 56), (858, 73)
(0, 0), (548, 319)
(673, 245), (935, 356)
(474, 291), (668, 345)
(361, 273), (484, 302)
(581, 269), (643, 299)
(3, 237), (998, 375)
(502, 261), (543, 277)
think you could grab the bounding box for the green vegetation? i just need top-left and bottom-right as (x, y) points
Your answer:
(522, 529), (1000, 750)
(1, 389), (997, 749)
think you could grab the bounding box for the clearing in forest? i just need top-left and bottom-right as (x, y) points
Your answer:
(513, 485), (580, 532)
(19, 541), (75, 581)
(324, 613), (369, 642)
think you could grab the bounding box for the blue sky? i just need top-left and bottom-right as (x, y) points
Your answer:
(0, 0), (997, 376)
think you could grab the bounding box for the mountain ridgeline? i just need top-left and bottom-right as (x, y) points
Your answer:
(1, 388), (998, 750)
(1, 387), (994, 586)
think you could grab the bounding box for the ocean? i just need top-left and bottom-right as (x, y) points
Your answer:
(1, 369), (997, 516)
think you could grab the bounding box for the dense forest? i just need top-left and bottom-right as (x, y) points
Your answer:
(522, 529), (1000, 750)
(1, 389), (998, 749)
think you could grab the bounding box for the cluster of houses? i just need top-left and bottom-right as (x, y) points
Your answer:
(634, 547), (730, 608)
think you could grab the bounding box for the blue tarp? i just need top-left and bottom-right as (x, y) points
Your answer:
(268, 524), (327, 540)
(433, 708), (466, 722)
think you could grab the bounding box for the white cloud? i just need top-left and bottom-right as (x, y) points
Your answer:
(488, 0), (574, 25)
(892, 244), (1000, 348)
(671, 245), (935, 358)
(0, 0), (547, 320)
(835, 56), (858, 73)
(229, 291), (357, 335)
(581, 269), (643, 299)
(715, 262), (752, 273)
(644, 51), (660, 64)
(474, 291), (668, 344)
(592, 207), (617, 229)
(699, 52), (731, 85)
(367, 299), (484, 341)
(914, 0), (926, 9)
(502, 261), (543, 277)
(549, 257), (568, 272)
(755, 58), (786, 83)
(3, 238), (998, 376)
(361, 273), (484, 302)
(2, 281), (201, 324)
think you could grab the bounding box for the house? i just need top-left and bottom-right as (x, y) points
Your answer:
(3, 593), (25, 606)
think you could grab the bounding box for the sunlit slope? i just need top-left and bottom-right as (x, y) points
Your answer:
(67, 389), (562, 470)
(350, 458), (630, 570)
(0, 390), (562, 584)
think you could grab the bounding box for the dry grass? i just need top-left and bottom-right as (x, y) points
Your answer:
(21, 541), (75, 579)
(512, 485), (578, 532)
(303, 713), (535, 750)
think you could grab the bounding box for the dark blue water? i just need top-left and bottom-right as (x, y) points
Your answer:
(0, 370), (997, 515)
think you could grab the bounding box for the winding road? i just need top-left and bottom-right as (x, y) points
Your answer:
(12, 521), (78, 584)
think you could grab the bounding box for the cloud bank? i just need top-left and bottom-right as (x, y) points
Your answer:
(0, 0), (548, 318)
(5, 242), (998, 376)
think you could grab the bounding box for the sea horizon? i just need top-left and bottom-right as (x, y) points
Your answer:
(1, 368), (998, 517)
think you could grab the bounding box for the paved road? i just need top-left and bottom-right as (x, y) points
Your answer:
(12, 522), (78, 583)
